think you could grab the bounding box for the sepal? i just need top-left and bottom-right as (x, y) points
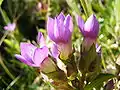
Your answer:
(79, 44), (97, 73)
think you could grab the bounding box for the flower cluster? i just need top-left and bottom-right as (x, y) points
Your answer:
(15, 12), (100, 89)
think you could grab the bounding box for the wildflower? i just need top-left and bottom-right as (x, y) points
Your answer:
(4, 23), (16, 31)
(47, 12), (73, 60)
(15, 43), (46, 67)
(15, 33), (57, 73)
(76, 14), (99, 51)
(76, 14), (99, 39)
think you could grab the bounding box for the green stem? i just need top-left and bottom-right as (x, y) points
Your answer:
(0, 54), (15, 80)
(79, 72), (86, 90)
(0, 31), (9, 46)
(79, 0), (89, 17)
(101, 54), (106, 69)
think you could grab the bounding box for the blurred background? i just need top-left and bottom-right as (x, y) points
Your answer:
(0, 0), (120, 89)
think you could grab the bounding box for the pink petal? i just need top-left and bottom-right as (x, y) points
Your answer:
(50, 44), (59, 58)
(4, 23), (16, 31)
(37, 32), (46, 47)
(84, 14), (99, 38)
(15, 54), (38, 67)
(57, 12), (65, 21)
(20, 43), (37, 62)
(54, 18), (64, 43)
(63, 26), (71, 42)
(64, 14), (73, 33)
(33, 46), (48, 66)
(75, 15), (84, 33)
(47, 17), (56, 41)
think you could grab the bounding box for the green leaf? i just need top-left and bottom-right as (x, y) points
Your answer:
(115, 0), (120, 24)
(66, 0), (81, 15)
(4, 39), (12, 47)
(0, 0), (3, 6)
(38, 28), (46, 33)
(0, 7), (10, 24)
(84, 73), (115, 90)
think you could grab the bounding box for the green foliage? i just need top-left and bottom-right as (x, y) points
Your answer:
(0, 0), (3, 6)
(66, 0), (81, 15)
(84, 73), (115, 90)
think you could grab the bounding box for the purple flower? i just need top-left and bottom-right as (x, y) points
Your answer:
(15, 32), (57, 73)
(15, 43), (56, 73)
(4, 23), (16, 31)
(15, 43), (48, 67)
(76, 14), (99, 51)
(76, 14), (99, 39)
(47, 12), (73, 43)
(47, 12), (73, 60)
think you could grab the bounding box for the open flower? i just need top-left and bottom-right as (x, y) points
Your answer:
(76, 14), (99, 51)
(4, 23), (16, 31)
(15, 32), (56, 73)
(47, 12), (73, 60)
(15, 43), (48, 67)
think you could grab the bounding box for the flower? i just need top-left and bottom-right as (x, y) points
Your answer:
(15, 43), (48, 67)
(4, 23), (16, 31)
(47, 12), (73, 43)
(15, 32), (57, 73)
(76, 14), (99, 39)
(76, 14), (99, 51)
(47, 12), (73, 60)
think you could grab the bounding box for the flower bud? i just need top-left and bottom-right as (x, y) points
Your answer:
(76, 14), (99, 51)
(76, 14), (99, 39)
